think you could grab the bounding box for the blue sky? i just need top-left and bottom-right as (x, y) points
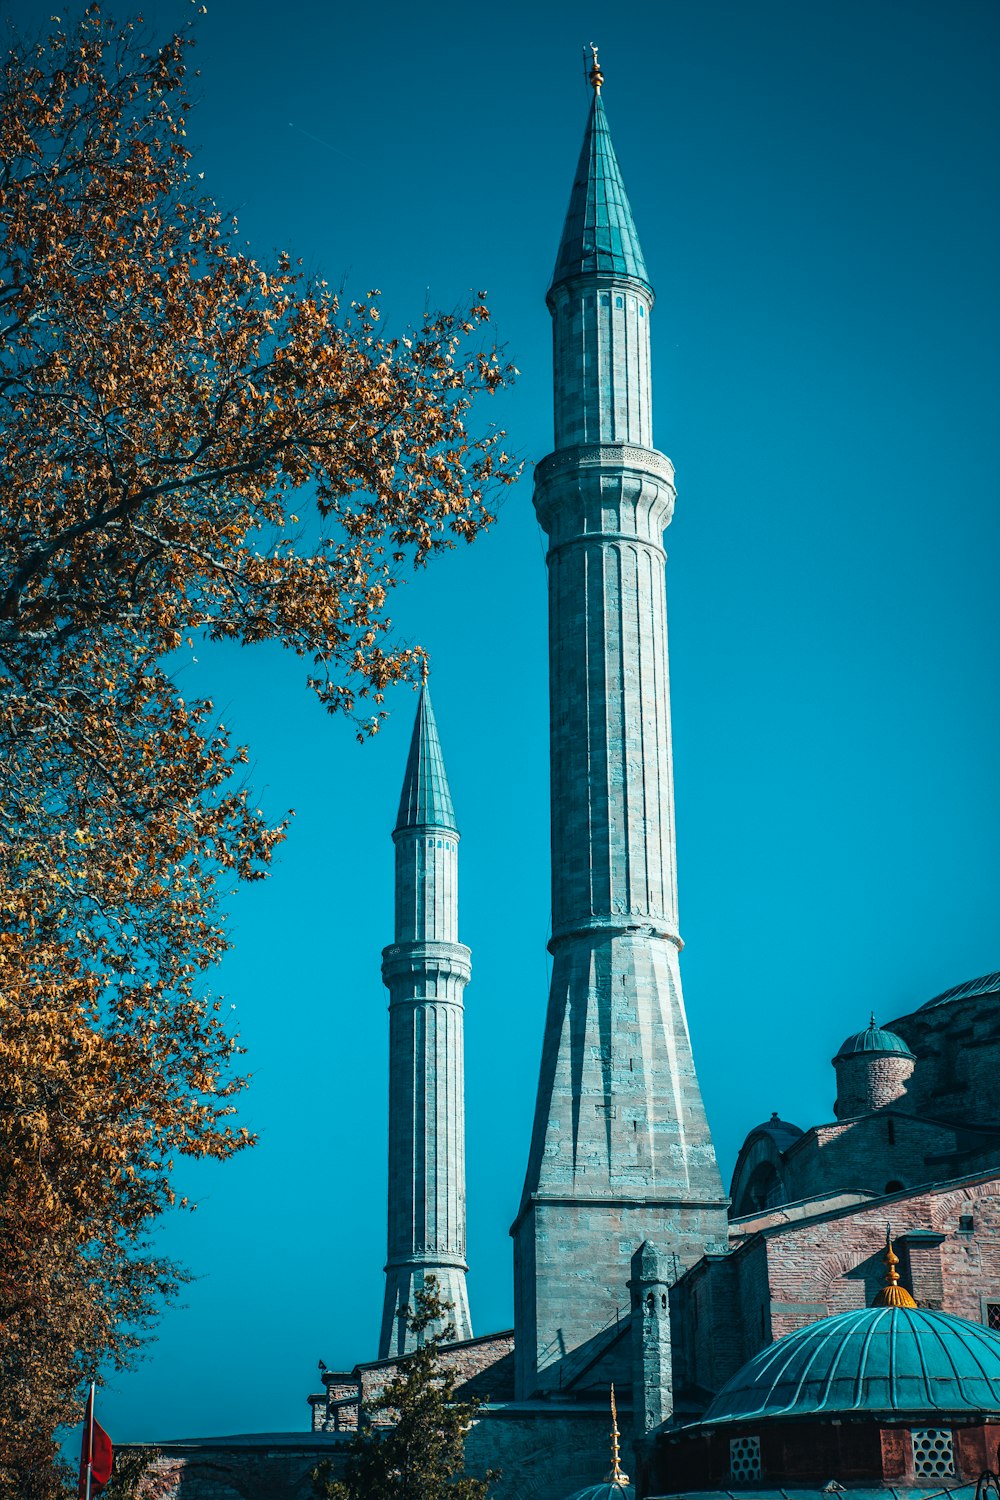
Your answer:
(19, 0), (999, 1441)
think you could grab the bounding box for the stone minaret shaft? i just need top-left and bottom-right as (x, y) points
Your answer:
(379, 685), (473, 1358)
(512, 78), (727, 1399)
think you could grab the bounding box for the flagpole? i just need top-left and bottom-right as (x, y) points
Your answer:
(85, 1381), (94, 1500)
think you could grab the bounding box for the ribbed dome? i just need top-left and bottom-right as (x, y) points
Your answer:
(919, 971), (1000, 1011)
(835, 1019), (914, 1061)
(563, 1485), (633, 1500)
(701, 1306), (1000, 1425)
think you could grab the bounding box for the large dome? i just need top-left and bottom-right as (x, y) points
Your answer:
(919, 971), (1000, 1011)
(700, 1305), (1000, 1424)
(562, 1486), (633, 1500)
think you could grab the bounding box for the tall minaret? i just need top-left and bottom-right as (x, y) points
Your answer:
(512, 52), (728, 1398)
(379, 684), (473, 1357)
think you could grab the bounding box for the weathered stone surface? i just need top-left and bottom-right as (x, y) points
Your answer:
(630, 1241), (673, 1436)
(834, 1050), (914, 1117)
(380, 687), (472, 1356)
(514, 97), (726, 1400)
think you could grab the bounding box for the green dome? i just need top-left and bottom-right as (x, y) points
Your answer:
(919, 971), (1000, 1011)
(563, 1485), (633, 1500)
(835, 1018), (914, 1062)
(700, 1305), (1000, 1425)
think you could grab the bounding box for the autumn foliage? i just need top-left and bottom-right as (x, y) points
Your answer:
(0, 7), (516, 1491)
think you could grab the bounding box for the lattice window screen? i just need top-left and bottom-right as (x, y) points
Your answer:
(730, 1435), (762, 1482)
(912, 1428), (955, 1478)
(986, 1302), (1000, 1331)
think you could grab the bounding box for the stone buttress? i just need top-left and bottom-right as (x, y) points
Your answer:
(511, 73), (728, 1398)
(379, 685), (473, 1357)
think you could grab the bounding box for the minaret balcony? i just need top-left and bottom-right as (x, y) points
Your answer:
(380, 938), (471, 988)
(534, 442), (676, 549)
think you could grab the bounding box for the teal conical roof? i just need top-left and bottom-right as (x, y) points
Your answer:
(394, 684), (457, 834)
(550, 93), (649, 293)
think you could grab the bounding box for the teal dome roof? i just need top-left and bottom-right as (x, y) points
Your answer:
(700, 1306), (1000, 1425)
(563, 1486), (633, 1500)
(835, 1018), (914, 1062)
(919, 971), (1000, 1011)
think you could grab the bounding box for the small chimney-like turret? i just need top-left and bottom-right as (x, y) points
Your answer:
(833, 1017), (915, 1120)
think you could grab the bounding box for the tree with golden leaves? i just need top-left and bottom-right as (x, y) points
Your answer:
(0, 7), (517, 1493)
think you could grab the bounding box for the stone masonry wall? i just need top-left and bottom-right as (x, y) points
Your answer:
(672, 1172), (1000, 1406)
(891, 995), (1000, 1128)
(312, 1330), (515, 1433)
(133, 1407), (615, 1500)
(780, 1111), (968, 1204)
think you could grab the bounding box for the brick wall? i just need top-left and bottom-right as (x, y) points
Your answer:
(834, 1052), (914, 1116)
(780, 1112), (961, 1204)
(891, 995), (1000, 1127)
(672, 1171), (1000, 1405)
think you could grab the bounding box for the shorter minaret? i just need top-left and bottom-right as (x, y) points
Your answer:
(379, 684), (473, 1357)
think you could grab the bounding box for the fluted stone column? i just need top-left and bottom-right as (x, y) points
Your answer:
(512, 79), (727, 1399)
(379, 686), (473, 1357)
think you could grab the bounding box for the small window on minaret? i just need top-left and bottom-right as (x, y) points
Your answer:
(639, 305), (644, 317)
(615, 296), (623, 308)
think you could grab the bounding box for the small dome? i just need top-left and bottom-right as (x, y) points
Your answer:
(563, 1486), (633, 1500)
(746, 1113), (804, 1151)
(835, 1017), (914, 1061)
(700, 1306), (1000, 1425)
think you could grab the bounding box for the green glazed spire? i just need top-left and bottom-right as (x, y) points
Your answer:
(550, 93), (650, 293)
(394, 683), (457, 834)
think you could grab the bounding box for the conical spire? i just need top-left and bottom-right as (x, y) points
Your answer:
(550, 91), (649, 293)
(394, 684), (457, 834)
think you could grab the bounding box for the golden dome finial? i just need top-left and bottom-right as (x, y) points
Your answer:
(588, 42), (604, 94)
(605, 1383), (630, 1486)
(872, 1225), (917, 1308)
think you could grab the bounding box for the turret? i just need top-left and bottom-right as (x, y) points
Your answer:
(629, 1241), (673, 1437)
(379, 684), (473, 1357)
(833, 1016), (915, 1119)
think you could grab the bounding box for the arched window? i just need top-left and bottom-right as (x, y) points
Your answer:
(737, 1161), (786, 1215)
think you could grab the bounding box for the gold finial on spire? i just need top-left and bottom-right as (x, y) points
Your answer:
(872, 1225), (918, 1309)
(605, 1384), (630, 1486)
(588, 42), (604, 94)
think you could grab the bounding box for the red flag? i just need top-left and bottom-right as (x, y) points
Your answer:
(78, 1386), (113, 1498)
